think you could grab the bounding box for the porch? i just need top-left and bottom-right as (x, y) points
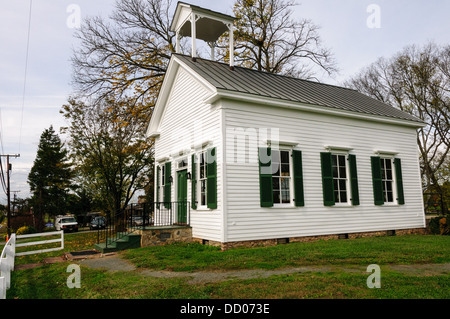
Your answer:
(94, 202), (191, 253)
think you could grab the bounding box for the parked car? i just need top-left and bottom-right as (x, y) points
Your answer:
(55, 215), (78, 232)
(90, 216), (106, 230)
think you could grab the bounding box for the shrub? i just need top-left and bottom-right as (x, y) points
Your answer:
(16, 225), (37, 235)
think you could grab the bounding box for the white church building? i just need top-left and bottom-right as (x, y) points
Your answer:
(146, 2), (426, 249)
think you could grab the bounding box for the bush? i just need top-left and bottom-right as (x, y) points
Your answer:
(428, 217), (449, 235)
(16, 225), (37, 235)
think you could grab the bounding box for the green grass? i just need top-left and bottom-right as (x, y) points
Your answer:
(5, 234), (450, 299)
(122, 235), (450, 271)
(8, 262), (450, 299)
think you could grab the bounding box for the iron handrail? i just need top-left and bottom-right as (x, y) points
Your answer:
(96, 201), (190, 247)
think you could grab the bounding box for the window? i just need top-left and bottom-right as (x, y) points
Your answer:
(332, 154), (348, 204)
(259, 147), (304, 208)
(321, 152), (359, 206)
(178, 158), (187, 169)
(380, 158), (394, 203)
(199, 151), (207, 206)
(272, 150), (291, 204)
(371, 156), (404, 205)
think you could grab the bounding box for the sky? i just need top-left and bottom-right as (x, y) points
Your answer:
(0, 0), (449, 204)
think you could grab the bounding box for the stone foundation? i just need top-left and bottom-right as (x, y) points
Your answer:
(137, 226), (193, 247)
(194, 228), (427, 251)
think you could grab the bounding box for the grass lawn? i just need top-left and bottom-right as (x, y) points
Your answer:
(5, 233), (450, 299)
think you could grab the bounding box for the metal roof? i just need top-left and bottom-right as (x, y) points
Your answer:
(174, 54), (423, 124)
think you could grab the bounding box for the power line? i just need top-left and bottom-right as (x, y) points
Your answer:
(19, 0), (33, 155)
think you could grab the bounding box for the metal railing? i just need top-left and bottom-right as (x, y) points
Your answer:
(97, 201), (190, 247)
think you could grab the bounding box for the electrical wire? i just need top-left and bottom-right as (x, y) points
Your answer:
(18, 0), (33, 155)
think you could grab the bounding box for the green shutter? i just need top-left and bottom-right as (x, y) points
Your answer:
(292, 150), (304, 207)
(164, 162), (171, 208)
(320, 152), (335, 206)
(191, 154), (197, 209)
(394, 158), (405, 205)
(206, 148), (217, 209)
(348, 154), (360, 206)
(258, 147), (273, 207)
(156, 166), (160, 202)
(371, 156), (384, 205)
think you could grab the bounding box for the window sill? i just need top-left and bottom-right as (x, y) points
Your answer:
(270, 204), (297, 209)
(195, 207), (213, 211)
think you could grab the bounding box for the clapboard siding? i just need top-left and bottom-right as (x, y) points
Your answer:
(222, 100), (425, 242)
(155, 66), (223, 241)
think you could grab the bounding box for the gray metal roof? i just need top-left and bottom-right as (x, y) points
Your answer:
(174, 54), (423, 124)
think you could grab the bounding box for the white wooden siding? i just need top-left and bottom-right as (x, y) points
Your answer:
(155, 66), (223, 241)
(222, 100), (425, 242)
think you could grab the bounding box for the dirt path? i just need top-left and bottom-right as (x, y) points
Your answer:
(76, 254), (450, 284)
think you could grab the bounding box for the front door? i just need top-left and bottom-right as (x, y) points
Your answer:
(177, 169), (188, 224)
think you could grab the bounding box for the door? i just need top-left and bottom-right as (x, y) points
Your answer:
(177, 169), (188, 224)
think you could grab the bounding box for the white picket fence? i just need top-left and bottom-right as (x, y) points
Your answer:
(0, 231), (64, 299)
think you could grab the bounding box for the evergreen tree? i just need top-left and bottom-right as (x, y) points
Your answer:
(28, 126), (72, 227)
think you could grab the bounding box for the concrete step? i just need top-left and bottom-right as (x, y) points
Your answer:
(94, 234), (141, 253)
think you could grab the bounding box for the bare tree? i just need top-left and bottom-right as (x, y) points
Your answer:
(72, 0), (337, 107)
(219, 0), (337, 79)
(345, 42), (450, 197)
(71, 0), (176, 112)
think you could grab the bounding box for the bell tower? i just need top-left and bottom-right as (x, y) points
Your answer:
(170, 2), (237, 68)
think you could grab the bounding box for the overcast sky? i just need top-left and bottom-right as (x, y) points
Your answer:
(0, 0), (449, 203)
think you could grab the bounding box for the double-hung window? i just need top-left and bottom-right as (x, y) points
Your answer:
(380, 158), (394, 203)
(332, 154), (349, 204)
(271, 150), (291, 205)
(160, 165), (165, 202)
(321, 151), (359, 206)
(371, 156), (405, 205)
(199, 151), (208, 207)
(258, 147), (304, 208)
(193, 148), (217, 210)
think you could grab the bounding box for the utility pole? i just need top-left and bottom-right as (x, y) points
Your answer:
(1, 154), (20, 239)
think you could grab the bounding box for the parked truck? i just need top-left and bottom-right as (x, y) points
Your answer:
(55, 215), (78, 232)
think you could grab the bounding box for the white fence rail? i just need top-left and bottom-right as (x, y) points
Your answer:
(15, 231), (64, 256)
(0, 230), (64, 299)
(0, 234), (16, 299)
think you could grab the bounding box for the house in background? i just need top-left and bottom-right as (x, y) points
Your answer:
(146, 2), (426, 249)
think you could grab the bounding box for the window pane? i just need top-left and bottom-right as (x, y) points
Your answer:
(280, 151), (289, 164)
(340, 191), (347, 203)
(339, 179), (346, 191)
(272, 177), (280, 190)
(281, 164), (290, 176)
(386, 169), (392, 180)
(332, 154), (337, 167)
(386, 181), (392, 192)
(385, 159), (392, 169)
(338, 155), (345, 167)
(334, 191), (339, 203)
(281, 191), (290, 203)
(334, 179), (339, 191)
(280, 177), (290, 191)
(339, 166), (346, 178)
(272, 163), (280, 176)
(333, 165), (338, 178)
(273, 190), (280, 204)
(387, 191), (393, 202)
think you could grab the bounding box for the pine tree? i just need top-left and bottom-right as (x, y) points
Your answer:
(28, 126), (72, 228)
